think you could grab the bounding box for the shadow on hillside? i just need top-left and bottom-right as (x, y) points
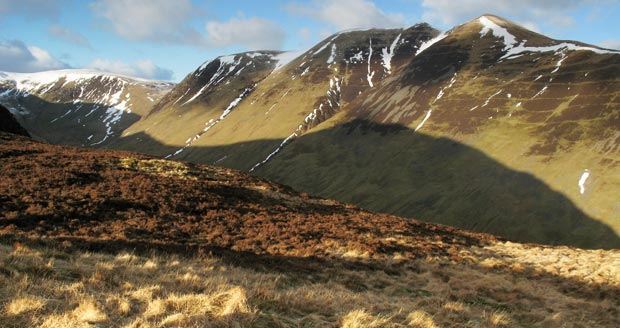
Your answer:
(113, 120), (620, 249)
(0, 93), (140, 147)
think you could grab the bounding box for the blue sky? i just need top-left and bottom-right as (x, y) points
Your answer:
(1, 0), (619, 82)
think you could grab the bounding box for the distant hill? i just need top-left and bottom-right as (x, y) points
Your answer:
(0, 69), (174, 146)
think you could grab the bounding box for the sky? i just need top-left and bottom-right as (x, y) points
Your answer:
(1, 0), (619, 82)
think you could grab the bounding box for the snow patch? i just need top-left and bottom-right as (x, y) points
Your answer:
(551, 51), (567, 74)
(578, 169), (590, 195)
(313, 35), (339, 56)
(326, 44), (337, 64)
(349, 51), (364, 63)
(479, 16), (517, 50)
(272, 50), (305, 71)
(416, 32), (447, 56)
(381, 33), (402, 74)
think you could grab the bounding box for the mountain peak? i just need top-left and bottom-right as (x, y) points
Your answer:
(477, 14), (512, 26)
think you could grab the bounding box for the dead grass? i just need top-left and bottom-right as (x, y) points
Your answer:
(1, 241), (619, 328)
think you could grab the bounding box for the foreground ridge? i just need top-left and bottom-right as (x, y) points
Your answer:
(0, 131), (619, 327)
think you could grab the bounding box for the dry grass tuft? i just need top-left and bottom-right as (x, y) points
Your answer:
(5, 295), (46, 315)
(407, 310), (439, 328)
(340, 309), (392, 327)
(218, 286), (251, 316)
(487, 310), (511, 326)
(73, 299), (107, 323)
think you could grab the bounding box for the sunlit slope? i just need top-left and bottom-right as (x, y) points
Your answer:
(113, 25), (439, 168)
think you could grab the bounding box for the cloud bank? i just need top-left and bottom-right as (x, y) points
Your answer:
(205, 17), (286, 50)
(288, 0), (405, 30)
(421, 0), (583, 30)
(91, 0), (204, 45)
(0, 40), (69, 72)
(87, 58), (174, 80)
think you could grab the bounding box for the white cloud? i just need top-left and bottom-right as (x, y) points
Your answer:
(48, 24), (91, 48)
(87, 59), (174, 80)
(206, 17), (286, 50)
(0, 0), (65, 18)
(600, 40), (620, 50)
(90, 0), (204, 45)
(0, 40), (69, 72)
(421, 0), (581, 28)
(287, 0), (405, 30)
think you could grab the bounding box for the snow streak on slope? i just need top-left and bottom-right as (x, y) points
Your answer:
(579, 169), (590, 195)
(381, 33), (402, 74)
(416, 74), (458, 132)
(551, 51), (568, 74)
(416, 32), (447, 56)
(249, 132), (297, 172)
(415, 110), (432, 132)
(250, 76), (343, 172)
(433, 73), (457, 104)
(167, 85), (255, 158)
(367, 39), (375, 87)
(481, 89), (503, 107)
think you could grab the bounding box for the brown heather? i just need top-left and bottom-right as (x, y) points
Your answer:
(1, 132), (619, 327)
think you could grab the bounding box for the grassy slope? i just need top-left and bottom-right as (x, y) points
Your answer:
(113, 27), (435, 169)
(0, 132), (619, 327)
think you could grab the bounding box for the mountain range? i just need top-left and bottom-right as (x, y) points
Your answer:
(1, 14), (619, 249)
